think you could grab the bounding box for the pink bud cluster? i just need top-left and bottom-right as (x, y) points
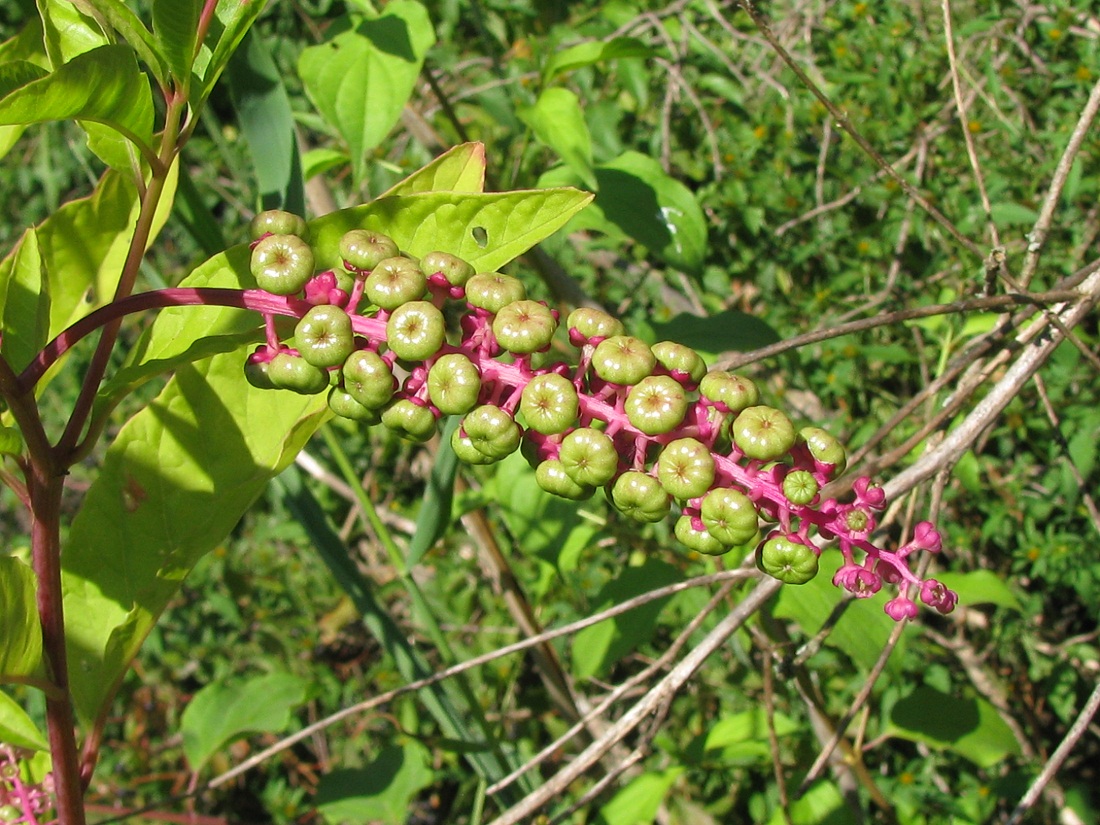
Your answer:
(0, 747), (55, 825)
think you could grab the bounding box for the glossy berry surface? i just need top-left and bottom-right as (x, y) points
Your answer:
(251, 234), (315, 295)
(492, 300), (557, 354)
(559, 427), (619, 487)
(339, 229), (399, 273)
(465, 272), (526, 313)
(732, 405), (797, 461)
(365, 256), (427, 309)
(295, 305), (355, 368)
(520, 373), (579, 435)
(624, 375), (688, 435)
(657, 438), (716, 500)
(387, 301), (445, 361)
(250, 209), (309, 241)
(342, 350), (395, 410)
(591, 336), (656, 386)
(428, 354), (482, 415)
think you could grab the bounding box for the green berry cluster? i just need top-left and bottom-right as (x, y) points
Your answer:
(243, 210), (956, 619)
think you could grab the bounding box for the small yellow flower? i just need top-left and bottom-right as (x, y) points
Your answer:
(1076, 66), (1092, 82)
(853, 2), (868, 16)
(857, 240), (871, 254)
(1048, 28), (1062, 40)
(968, 119), (982, 134)
(753, 125), (768, 140)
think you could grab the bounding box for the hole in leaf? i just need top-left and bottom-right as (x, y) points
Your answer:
(472, 226), (488, 248)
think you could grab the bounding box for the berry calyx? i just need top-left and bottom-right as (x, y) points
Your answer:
(700, 372), (759, 413)
(652, 341), (707, 384)
(799, 426), (847, 476)
(251, 234), (315, 295)
(421, 251), (475, 286)
(567, 307), (624, 344)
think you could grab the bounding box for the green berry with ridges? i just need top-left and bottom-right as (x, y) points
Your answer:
(342, 350), (395, 409)
(799, 426), (847, 476)
(328, 387), (381, 424)
(732, 405), (797, 461)
(700, 488), (759, 546)
(451, 428), (498, 465)
(465, 272), (526, 313)
(421, 251), (475, 286)
(460, 404), (522, 460)
(493, 300), (558, 354)
(625, 375), (688, 435)
(251, 233), (314, 295)
(427, 354), (482, 415)
(567, 307), (624, 341)
(559, 427), (619, 487)
(657, 438), (716, 500)
(365, 256), (426, 309)
(520, 373), (579, 435)
(340, 229), (399, 273)
(387, 301), (446, 361)
(610, 471), (670, 523)
(267, 352), (329, 395)
(244, 358), (277, 390)
(699, 372), (759, 413)
(652, 341), (707, 383)
(675, 516), (729, 555)
(295, 305), (355, 368)
(756, 536), (819, 584)
(250, 209), (308, 241)
(381, 399), (437, 442)
(592, 336), (656, 385)
(535, 459), (594, 500)
(782, 470), (820, 505)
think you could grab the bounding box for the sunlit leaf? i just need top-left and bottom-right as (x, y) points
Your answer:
(0, 228), (51, 373)
(0, 556), (43, 684)
(152, 0), (201, 92)
(0, 691), (48, 752)
(380, 141), (486, 196)
(596, 768), (684, 825)
(316, 742), (434, 825)
(543, 37), (654, 82)
(887, 686), (1022, 767)
(518, 88), (596, 189)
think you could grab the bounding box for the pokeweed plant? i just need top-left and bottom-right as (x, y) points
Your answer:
(0, 2), (957, 824)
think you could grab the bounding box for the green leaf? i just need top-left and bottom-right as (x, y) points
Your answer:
(990, 202), (1039, 226)
(198, 0), (270, 104)
(0, 228), (52, 373)
(227, 31), (304, 212)
(593, 151), (707, 274)
(0, 556), (44, 684)
(152, 0), (201, 92)
(0, 45), (154, 162)
(887, 686), (1022, 768)
(181, 671), (312, 771)
(596, 768), (684, 825)
(298, 1), (436, 182)
(543, 36), (655, 82)
(303, 147), (350, 182)
(316, 742), (435, 825)
(37, 0), (110, 66)
(686, 708), (800, 764)
(405, 417), (460, 568)
(62, 354), (329, 724)
(765, 780), (845, 825)
(571, 558), (682, 680)
(72, 0), (168, 86)
(0, 690), (49, 751)
(935, 570), (1020, 611)
(380, 141), (486, 196)
(651, 310), (781, 362)
(518, 87), (596, 189)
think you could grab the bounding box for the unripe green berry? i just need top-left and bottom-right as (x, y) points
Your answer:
(365, 256), (426, 309)
(387, 301), (446, 361)
(756, 536), (819, 584)
(421, 251), (475, 286)
(559, 427), (619, 487)
(381, 399), (437, 442)
(675, 515), (729, 555)
(342, 350), (395, 409)
(267, 352), (329, 395)
(244, 358), (277, 390)
(610, 471), (670, 523)
(535, 459), (593, 500)
(451, 428), (498, 465)
(493, 300), (558, 354)
(520, 373), (579, 435)
(340, 229), (399, 273)
(427, 354), (482, 415)
(295, 305), (355, 368)
(624, 375), (688, 435)
(251, 233), (315, 295)
(459, 404), (522, 460)
(328, 387), (382, 424)
(799, 426), (847, 476)
(657, 438), (716, 500)
(567, 307), (624, 341)
(700, 488), (759, 546)
(465, 272), (526, 313)
(732, 406), (797, 461)
(592, 336), (656, 385)
(652, 341), (707, 383)
(250, 209), (308, 241)
(699, 372), (759, 413)
(782, 470), (820, 505)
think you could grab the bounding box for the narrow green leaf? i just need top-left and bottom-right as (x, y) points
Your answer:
(198, 0), (270, 104)
(542, 36), (655, 82)
(405, 416), (460, 568)
(518, 88), (596, 189)
(990, 201), (1040, 225)
(152, 0), (201, 92)
(0, 691), (49, 752)
(0, 228), (51, 373)
(593, 151), (707, 274)
(315, 743), (435, 825)
(0, 45), (154, 161)
(227, 31), (304, 213)
(651, 310), (781, 362)
(380, 141), (486, 196)
(298, 1), (436, 182)
(887, 686), (1022, 767)
(62, 354), (329, 724)
(181, 672), (312, 771)
(0, 556), (44, 684)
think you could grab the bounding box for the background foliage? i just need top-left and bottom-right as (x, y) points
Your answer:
(2, 0), (1099, 823)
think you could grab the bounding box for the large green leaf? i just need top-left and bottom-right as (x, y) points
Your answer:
(380, 141), (486, 196)
(37, 0), (110, 66)
(298, 1), (435, 182)
(76, 0), (168, 86)
(152, 0), (201, 92)
(181, 671), (312, 772)
(316, 742), (435, 825)
(0, 690), (49, 752)
(0, 228), (51, 373)
(518, 87), (596, 189)
(0, 556), (44, 684)
(62, 353), (329, 724)
(0, 45), (154, 160)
